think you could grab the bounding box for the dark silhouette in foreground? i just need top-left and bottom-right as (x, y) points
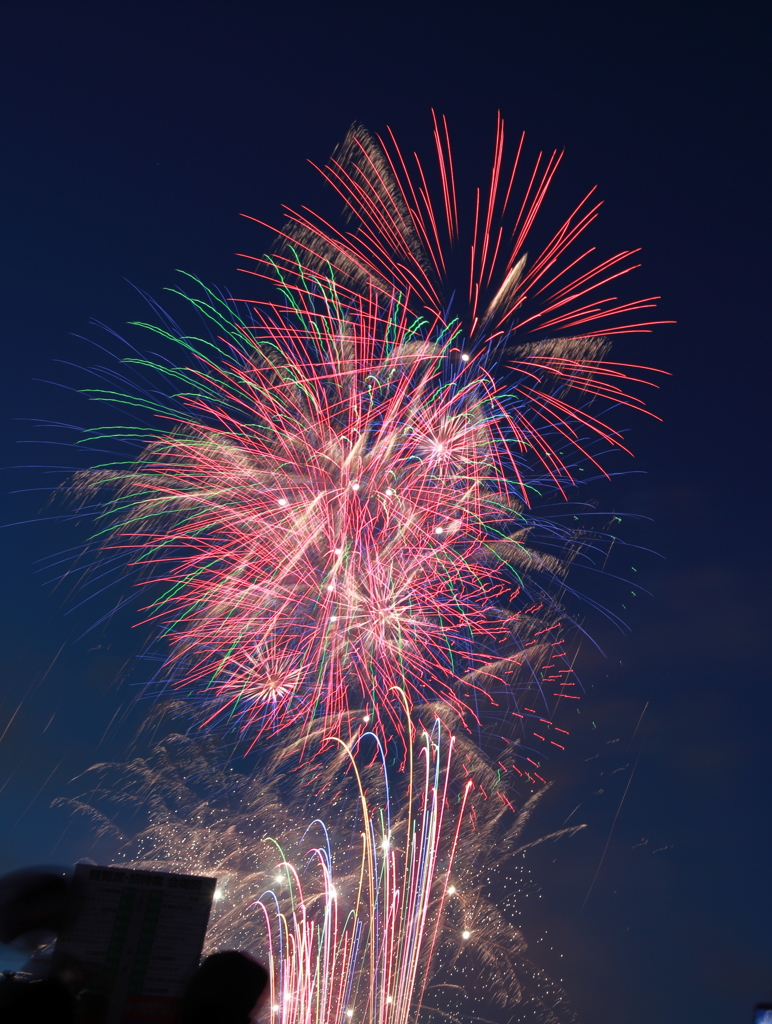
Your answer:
(0, 973), (76, 1023)
(180, 951), (268, 1024)
(0, 866), (77, 950)
(0, 866), (268, 1023)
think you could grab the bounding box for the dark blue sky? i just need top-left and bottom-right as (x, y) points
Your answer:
(0, 2), (769, 1022)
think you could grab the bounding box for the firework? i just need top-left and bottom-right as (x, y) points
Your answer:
(54, 117), (662, 1022)
(57, 706), (582, 1024)
(72, 238), (657, 746)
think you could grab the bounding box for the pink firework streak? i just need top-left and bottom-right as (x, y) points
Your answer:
(246, 112), (671, 343)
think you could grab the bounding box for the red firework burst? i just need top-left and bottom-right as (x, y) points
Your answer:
(74, 118), (663, 747)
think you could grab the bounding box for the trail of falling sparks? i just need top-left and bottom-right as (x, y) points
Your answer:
(258, 721), (470, 1024)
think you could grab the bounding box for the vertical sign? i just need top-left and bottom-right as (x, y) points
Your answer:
(55, 864), (216, 1024)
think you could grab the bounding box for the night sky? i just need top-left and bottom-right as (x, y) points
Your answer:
(0, 3), (769, 1022)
